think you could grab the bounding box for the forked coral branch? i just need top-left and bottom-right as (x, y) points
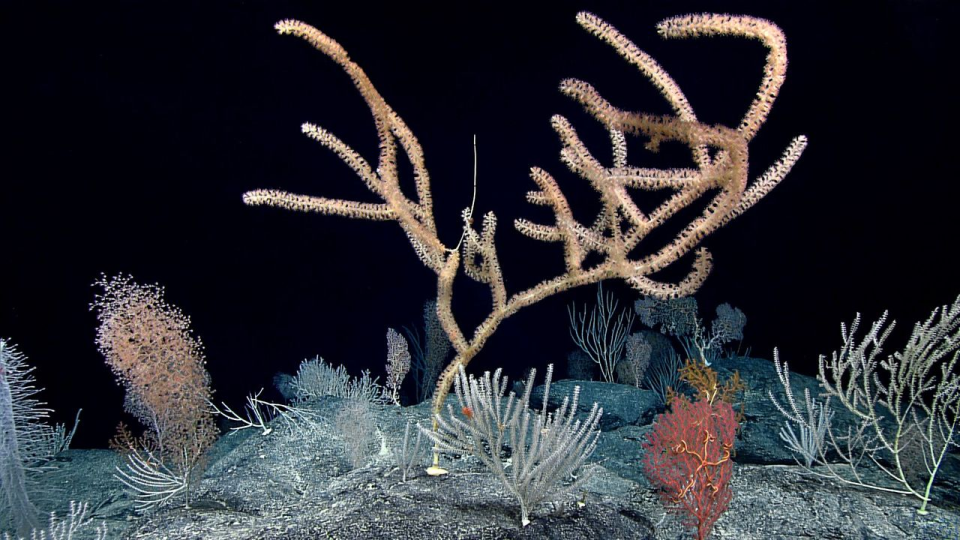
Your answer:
(242, 12), (808, 466)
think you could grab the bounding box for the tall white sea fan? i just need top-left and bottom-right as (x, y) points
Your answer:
(0, 339), (51, 536)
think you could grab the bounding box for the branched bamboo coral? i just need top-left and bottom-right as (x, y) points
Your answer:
(243, 13), (807, 464)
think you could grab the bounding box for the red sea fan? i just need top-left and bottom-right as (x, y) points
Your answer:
(642, 396), (738, 540)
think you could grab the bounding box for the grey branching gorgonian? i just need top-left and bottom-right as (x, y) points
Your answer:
(422, 365), (601, 526)
(770, 295), (960, 515)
